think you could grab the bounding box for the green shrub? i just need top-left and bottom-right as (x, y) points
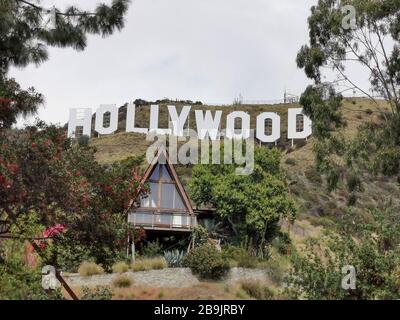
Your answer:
(237, 255), (258, 268)
(132, 257), (167, 272)
(112, 261), (129, 273)
(191, 225), (209, 246)
(0, 260), (64, 300)
(141, 240), (163, 257)
(50, 241), (92, 273)
(81, 285), (113, 300)
(222, 245), (258, 268)
(151, 257), (168, 270)
(78, 261), (104, 276)
(112, 275), (133, 288)
(285, 158), (297, 166)
(346, 173), (362, 192)
(305, 167), (322, 183)
(240, 281), (274, 300)
(347, 193), (358, 206)
(184, 243), (230, 280)
(77, 135), (90, 147)
(272, 232), (292, 255)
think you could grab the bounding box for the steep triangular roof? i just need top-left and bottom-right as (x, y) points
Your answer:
(126, 148), (194, 214)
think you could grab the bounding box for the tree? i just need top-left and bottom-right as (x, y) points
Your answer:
(0, 121), (145, 272)
(0, 0), (131, 127)
(297, 0), (400, 190)
(189, 147), (296, 255)
(0, 1), (134, 298)
(286, 200), (400, 300)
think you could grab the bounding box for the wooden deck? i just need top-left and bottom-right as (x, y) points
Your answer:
(128, 212), (197, 232)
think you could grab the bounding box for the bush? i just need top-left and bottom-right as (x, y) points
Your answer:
(77, 135), (90, 147)
(0, 260), (64, 300)
(285, 158), (297, 166)
(305, 167), (322, 183)
(151, 257), (168, 270)
(141, 240), (163, 257)
(240, 281), (274, 300)
(272, 232), (292, 255)
(112, 275), (133, 288)
(164, 250), (185, 268)
(49, 241), (92, 273)
(347, 193), (358, 206)
(222, 245), (258, 268)
(81, 285), (113, 300)
(184, 243), (230, 280)
(112, 261), (129, 273)
(131, 257), (167, 272)
(78, 262), (104, 276)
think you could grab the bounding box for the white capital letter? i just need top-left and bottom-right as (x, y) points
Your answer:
(67, 108), (92, 138)
(288, 108), (312, 140)
(226, 111), (250, 140)
(126, 103), (148, 134)
(95, 104), (119, 135)
(195, 110), (222, 141)
(149, 105), (171, 135)
(256, 112), (280, 143)
(168, 105), (191, 136)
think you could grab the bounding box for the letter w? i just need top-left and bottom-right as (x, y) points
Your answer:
(195, 110), (222, 141)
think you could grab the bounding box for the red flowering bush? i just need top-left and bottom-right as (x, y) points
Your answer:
(0, 121), (146, 270)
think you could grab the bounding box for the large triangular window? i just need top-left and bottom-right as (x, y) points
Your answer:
(140, 164), (187, 211)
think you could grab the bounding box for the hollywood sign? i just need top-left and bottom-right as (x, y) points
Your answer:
(67, 104), (312, 142)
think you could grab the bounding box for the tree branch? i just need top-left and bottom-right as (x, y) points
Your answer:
(16, 0), (97, 16)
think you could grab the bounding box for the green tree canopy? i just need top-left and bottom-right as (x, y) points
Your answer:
(297, 0), (400, 190)
(0, 0), (131, 128)
(189, 147), (296, 254)
(287, 200), (400, 300)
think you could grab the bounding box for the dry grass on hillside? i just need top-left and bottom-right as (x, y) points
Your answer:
(69, 281), (285, 300)
(89, 97), (398, 243)
(91, 97), (389, 166)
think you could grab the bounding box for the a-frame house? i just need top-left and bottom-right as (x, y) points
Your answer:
(127, 149), (197, 232)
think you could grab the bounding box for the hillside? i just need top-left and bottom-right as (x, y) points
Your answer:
(90, 97), (398, 245)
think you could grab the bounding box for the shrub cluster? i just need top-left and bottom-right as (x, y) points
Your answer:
(131, 257), (167, 272)
(81, 286), (113, 300)
(184, 243), (230, 280)
(78, 262), (104, 276)
(112, 261), (129, 273)
(240, 280), (274, 300)
(221, 246), (258, 268)
(112, 275), (133, 288)
(141, 240), (164, 258)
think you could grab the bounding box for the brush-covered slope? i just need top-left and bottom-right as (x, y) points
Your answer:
(90, 98), (397, 234)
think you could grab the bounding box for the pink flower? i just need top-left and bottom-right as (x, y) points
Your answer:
(42, 224), (66, 238)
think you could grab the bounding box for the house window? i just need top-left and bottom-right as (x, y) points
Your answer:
(141, 164), (186, 210)
(296, 114), (304, 133)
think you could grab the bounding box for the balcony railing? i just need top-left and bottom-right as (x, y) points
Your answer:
(128, 212), (196, 231)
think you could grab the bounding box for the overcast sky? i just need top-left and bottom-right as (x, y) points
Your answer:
(11, 0), (321, 126)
